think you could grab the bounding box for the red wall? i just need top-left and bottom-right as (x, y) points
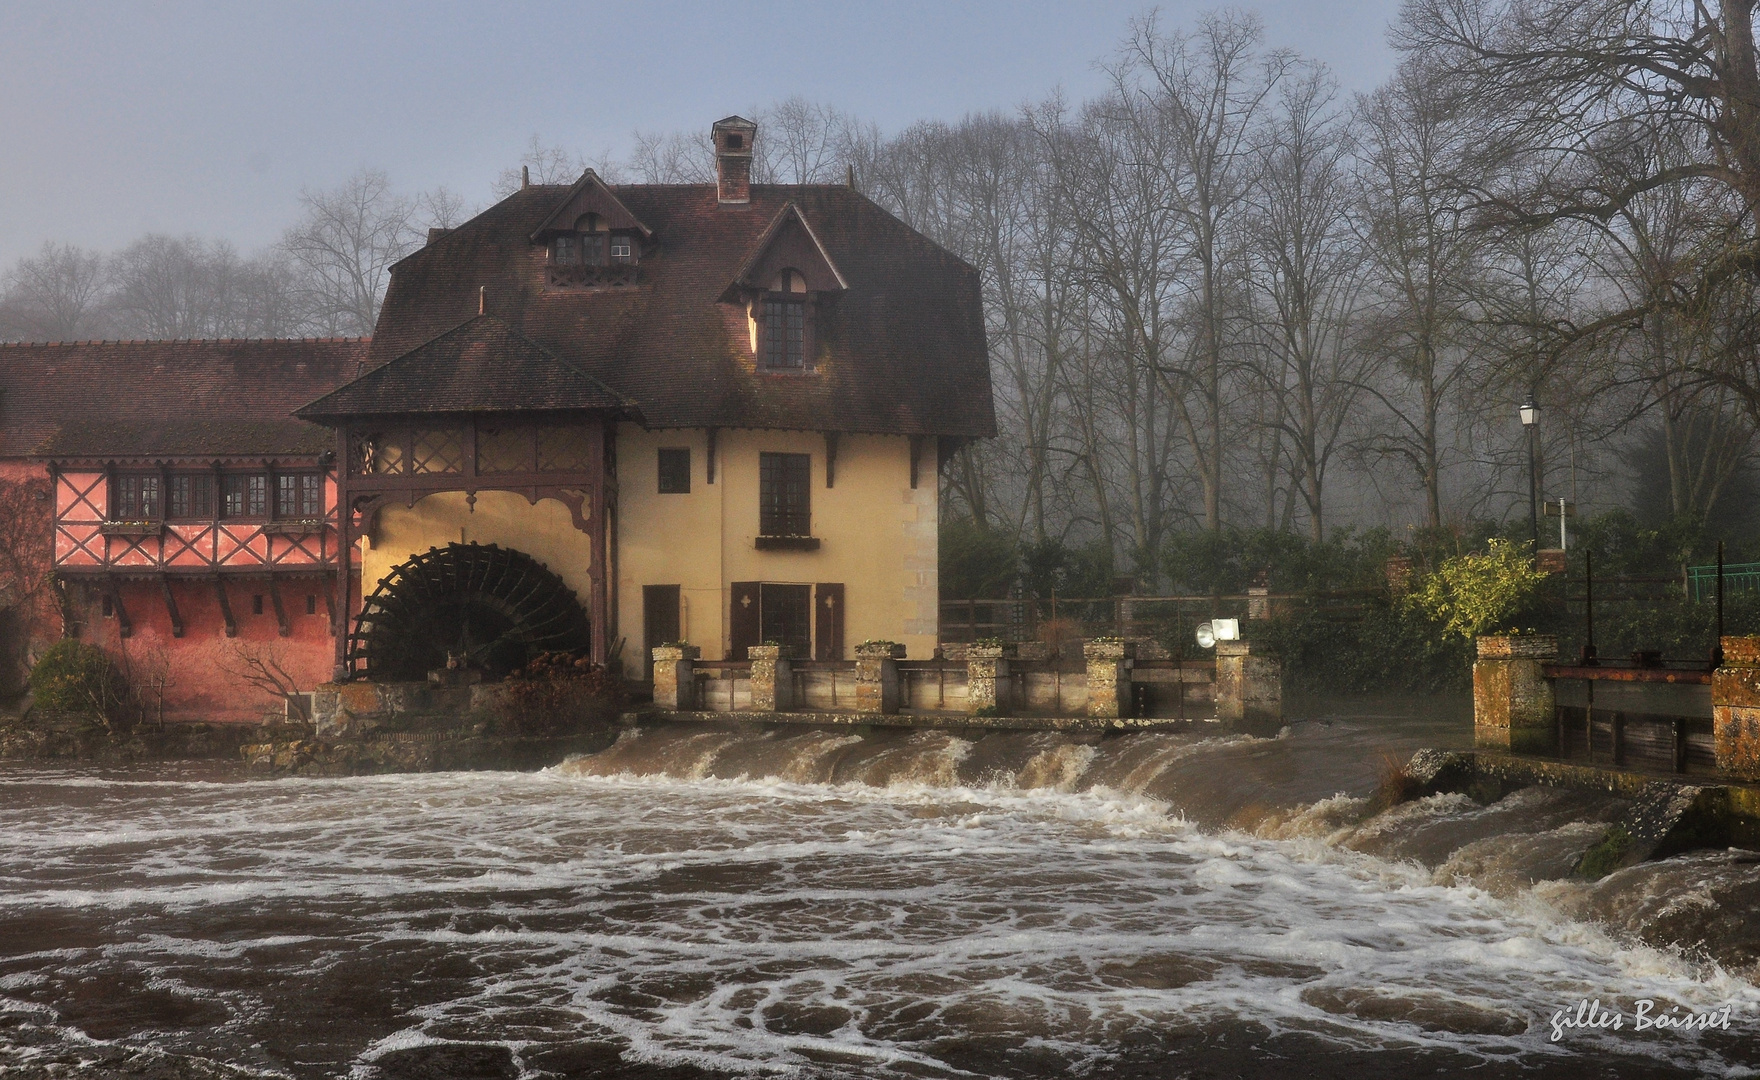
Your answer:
(66, 577), (338, 725)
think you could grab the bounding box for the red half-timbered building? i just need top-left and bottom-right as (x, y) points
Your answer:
(0, 339), (366, 720)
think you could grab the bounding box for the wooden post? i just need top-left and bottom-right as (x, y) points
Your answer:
(333, 427), (352, 677)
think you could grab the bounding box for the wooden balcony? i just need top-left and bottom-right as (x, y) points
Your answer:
(546, 262), (638, 290)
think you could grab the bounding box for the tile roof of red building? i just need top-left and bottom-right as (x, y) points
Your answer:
(0, 338), (368, 459)
(298, 315), (634, 419)
(360, 182), (996, 438)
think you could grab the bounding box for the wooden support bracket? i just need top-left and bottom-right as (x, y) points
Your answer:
(105, 578), (131, 639)
(909, 435), (923, 490)
(825, 432), (839, 488)
(160, 577), (184, 638)
(706, 427), (719, 484)
(268, 577), (291, 637)
(214, 577), (237, 638)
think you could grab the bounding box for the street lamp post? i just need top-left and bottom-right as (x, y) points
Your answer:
(1520, 396), (1539, 547)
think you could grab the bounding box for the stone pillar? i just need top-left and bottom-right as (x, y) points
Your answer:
(1472, 635), (1557, 753)
(651, 644), (699, 710)
(1215, 640), (1282, 728)
(966, 644), (1012, 714)
(748, 644), (794, 711)
(1713, 636), (1760, 781)
(1084, 640), (1135, 718)
(855, 641), (902, 714)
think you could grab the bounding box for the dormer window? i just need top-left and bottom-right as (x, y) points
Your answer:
(760, 268), (810, 372)
(546, 212), (640, 288)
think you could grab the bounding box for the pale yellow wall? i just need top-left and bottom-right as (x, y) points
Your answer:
(365, 490), (595, 607)
(614, 424), (938, 672)
(613, 426), (726, 663)
(357, 429), (940, 676)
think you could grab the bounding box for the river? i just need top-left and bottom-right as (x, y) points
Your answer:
(1, 709), (1757, 1078)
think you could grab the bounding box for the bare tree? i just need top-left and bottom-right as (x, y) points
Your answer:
(280, 169), (420, 335)
(1351, 59), (1488, 529)
(0, 242), (108, 341)
(1244, 66), (1367, 539)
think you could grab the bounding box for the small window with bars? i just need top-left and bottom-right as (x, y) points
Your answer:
(763, 298), (806, 370)
(168, 474), (215, 520)
(275, 474), (323, 518)
(221, 474), (267, 519)
(114, 475), (160, 521)
(759, 452), (811, 536)
(657, 448), (690, 494)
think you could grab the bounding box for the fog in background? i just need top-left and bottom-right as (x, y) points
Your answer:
(5, 0), (1758, 585)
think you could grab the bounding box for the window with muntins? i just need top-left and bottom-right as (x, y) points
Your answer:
(657, 448), (691, 494)
(759, 452), (811, 536)
(115, 476), (160, 520)
(168, 474), (215, 520)
(221, 475), (267, 519)
(763, 299), (806, 370)
(276, 474), (323, 518)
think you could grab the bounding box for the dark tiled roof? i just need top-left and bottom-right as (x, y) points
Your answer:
(0, 338), (368, 459)
(367, 183), (995, 438)
(297, 316), (632, 419)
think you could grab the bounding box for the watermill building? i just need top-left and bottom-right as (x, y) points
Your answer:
(0, 116), (994, 719)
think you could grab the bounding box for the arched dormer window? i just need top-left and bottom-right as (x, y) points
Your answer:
(546, 210), (640, 287)
(761, 268), (809, 371)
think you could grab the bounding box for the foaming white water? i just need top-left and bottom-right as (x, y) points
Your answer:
(0, 759), (1755, 1078)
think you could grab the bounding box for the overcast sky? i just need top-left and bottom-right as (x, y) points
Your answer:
(0, 1), (1404, 267)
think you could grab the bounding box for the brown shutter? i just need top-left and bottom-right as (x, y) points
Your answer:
(814, 583), (845, 660)
(730, 581), (762, 660)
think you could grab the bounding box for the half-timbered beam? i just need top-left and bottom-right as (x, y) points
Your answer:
(105, 578), (131, 639)
(160, 577), (183, 638)
(268, 576), (291, 637)
(214, 577), (237, 638)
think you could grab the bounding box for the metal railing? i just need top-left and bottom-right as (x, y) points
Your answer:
(1687, 561), (1760, 602)
(935, 592), (1371, 645)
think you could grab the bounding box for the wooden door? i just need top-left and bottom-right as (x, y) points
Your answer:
(642, 585), (680, 679)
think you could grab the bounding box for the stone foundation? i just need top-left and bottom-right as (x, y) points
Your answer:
(1472, 635), (1557, 754)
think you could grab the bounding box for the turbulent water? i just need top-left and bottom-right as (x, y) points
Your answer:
(3, 709), (1760, 1078)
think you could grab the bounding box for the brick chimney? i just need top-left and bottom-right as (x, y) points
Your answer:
(712, 115), (757, 206)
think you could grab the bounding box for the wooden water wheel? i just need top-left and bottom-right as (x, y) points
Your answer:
(348, 542), (590, 680)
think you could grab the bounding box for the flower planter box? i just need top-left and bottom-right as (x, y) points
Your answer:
(262, 519), (325, 537)
(99, 521), (163, 537)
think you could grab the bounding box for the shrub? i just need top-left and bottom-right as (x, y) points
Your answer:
(28, 639), (123, 717)
(1409, 539), (1551, 639)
